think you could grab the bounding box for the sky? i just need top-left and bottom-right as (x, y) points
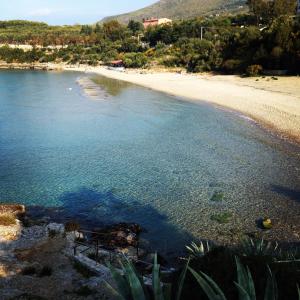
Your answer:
(0, 0), (158, 25)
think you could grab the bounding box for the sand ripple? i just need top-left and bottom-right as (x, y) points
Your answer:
(77, 77), (109, 100)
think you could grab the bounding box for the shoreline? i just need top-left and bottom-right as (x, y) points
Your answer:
(87, 67), (300, 144)
(1, 62), (300, 143)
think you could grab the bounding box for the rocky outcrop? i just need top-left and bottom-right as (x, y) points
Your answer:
(0, 204), (25, 217)
(0, 205), (24, 242)
(0, 209), (157, 299)
(0, 221), (22, 242)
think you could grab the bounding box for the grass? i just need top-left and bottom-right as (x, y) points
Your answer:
(0, 213), (16, 226)
(210, 191), (224, 202)
(210, 212), (233, 224)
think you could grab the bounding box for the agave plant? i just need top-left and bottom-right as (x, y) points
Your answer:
(234, 257), (278, 300)
(106, 257), (146, 300)
(188, 256), (278, 300)
(188, 265), (227, 300)
(106, 251), (298, 300)
(241, 237), (300, 264)
(240, 238), (279, 257)
(105, 254), (171, 300)
(234, 257), (257, 300)
(186, 241), (211, 258)
(276, 246), (300, 262)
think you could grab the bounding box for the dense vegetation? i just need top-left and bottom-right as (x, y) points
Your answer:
(0, 0), (299, 74)
(107, 239), (300, 300)
(0, 20), (81, 45)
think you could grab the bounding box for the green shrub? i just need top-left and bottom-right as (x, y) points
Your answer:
(246, 64), (263, 76)
(162, 56), (179, 67)
(123, 52), (148, 68)
(222, 59), (242, 73)
(175, 38), (218, 72)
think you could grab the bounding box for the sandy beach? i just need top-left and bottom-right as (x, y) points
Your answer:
(70, 66), (300, 143)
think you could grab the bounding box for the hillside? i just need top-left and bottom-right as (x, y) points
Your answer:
(101, 0), (247, 24)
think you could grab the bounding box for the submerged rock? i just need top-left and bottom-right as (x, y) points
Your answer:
(92, 223), (142, 248)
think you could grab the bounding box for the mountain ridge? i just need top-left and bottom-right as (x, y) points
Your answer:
(101, 0), (247, 24)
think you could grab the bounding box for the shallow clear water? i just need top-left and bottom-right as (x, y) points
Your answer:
(0, 70), (299, 254)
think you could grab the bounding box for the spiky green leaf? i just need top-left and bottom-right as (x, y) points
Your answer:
(163, 283), (172, 300)
(235, 257), (256, 300)
(188, 266), (227, 300)
(234, 282), (251, 300)
(153, 253), (164, 300)
(107, 261), (131, 299)
(103, 281), (126, 300)
(264, 266), (278, 300)
(176, 257), (190, 300)
(123, 259), (147, 300)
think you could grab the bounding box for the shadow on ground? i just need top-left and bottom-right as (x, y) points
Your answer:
(271, 185), (300, 203)
(27, 187), (194, 256)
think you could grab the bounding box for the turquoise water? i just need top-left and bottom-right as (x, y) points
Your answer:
(0, 70), (299, 254)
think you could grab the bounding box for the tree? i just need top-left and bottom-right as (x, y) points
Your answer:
(247, 0), (272, 24)
(80, 25), (93, 35)
(272, 0), (297, 17)
(94, 23), (102, 34)
(103, 20), (127, 41)
(123, 52), (148, 68)
(127, 20), (144, 34)
(247, 0), (298, 24)
(175, 38), (220, 72)
(119, 37), (142, 52)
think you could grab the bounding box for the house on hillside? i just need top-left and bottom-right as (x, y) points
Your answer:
(143, 18), (172, 29)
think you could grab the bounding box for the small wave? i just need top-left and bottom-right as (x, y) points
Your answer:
(77, 77), (110, 100)
(239, 114), (256, 123)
